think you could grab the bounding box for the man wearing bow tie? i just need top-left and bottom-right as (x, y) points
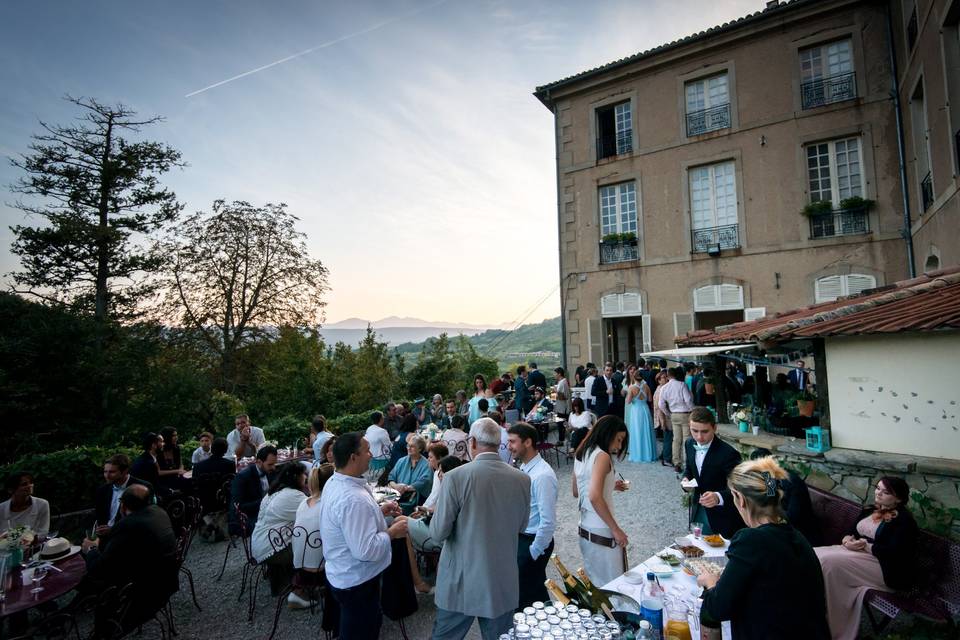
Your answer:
(228, 445), (278, 536)
(681, 408), (744, 539)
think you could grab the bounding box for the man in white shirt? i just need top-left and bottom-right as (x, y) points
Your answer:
(364, 411), (393, 461)
(507, 423), (558, 610)
(191, 432), (213, 465)
(225, 414), (266, 459)
(680, 407), (744, 538)
(582, 364), (596, 412)
(658, 366), (696, 472)
(319, 432), (408, 639)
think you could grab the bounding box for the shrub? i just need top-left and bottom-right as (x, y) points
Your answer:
(328, 412), (372, 435)
(208, 390), (245, 436)
(263, 415), (309, 449)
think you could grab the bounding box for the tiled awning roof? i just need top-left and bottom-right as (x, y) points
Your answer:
(677, 267), (960, 346)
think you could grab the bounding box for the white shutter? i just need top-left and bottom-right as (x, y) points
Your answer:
(694, 285), (719, 311)
(815, 275), (844, 302)
(588, 318), (603, 364)
(695, 284), (743, 311)
(845, 274), (876, 296)
(641, 314), (652, 352)
(601, 294), (621, 316)
(602, 293), (642, 318)
(744, 307), (766, 321)
(673, 312), (694, 343)
(718, 284), (744, 309)
(621, 293), (641, 315)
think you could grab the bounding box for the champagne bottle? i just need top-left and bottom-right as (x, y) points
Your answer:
(576, 567), (614, 613)
(550, 554), (590, 607)
(544, 579), (571, 607)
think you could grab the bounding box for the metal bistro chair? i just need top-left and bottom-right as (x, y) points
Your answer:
(267, 525), (326, 640)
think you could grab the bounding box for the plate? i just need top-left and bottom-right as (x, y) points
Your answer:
(622, 570), (645, 585)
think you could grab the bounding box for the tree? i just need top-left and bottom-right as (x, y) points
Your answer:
(9, 96), (184, 321)
(158, 200), (329, 389)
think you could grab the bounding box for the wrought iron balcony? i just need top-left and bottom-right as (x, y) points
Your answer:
(599, 238), (639, 264)
(691, 224), (739, 253)
(686, 103), (730, 137)
(801, 71), (856, 109)
(596, 130), (633, 160)
(921, 172), (934, 211)
(809, 207), (869, 239)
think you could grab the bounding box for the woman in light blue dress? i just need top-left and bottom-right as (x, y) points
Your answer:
(467, 374), (488, 425)
(624, 367), (657, 462)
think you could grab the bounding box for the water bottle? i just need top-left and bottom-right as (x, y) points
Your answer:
(637, 620), (653, 639)
(640, 572), (664, 640)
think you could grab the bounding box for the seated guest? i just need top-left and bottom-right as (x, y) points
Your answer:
(388, 433), (433, 504)
(81, 485), (178, 635)
(815, 477), (917, 640)
(681, 407), (745, 539)
(390, 413), (419, 465)
(365, 411), (393, 462)
(438, 400), (458, 429)
(94, 454), (152, 538)
(229, 445), (278, 536)
(430, 394), (445, 424)
(698, 456), (829, 640)
(192, 438), (237, 539)
(441, 414), (470, 461)
(525, 387), (554, 422)
(226, 413), (266, 459)
(406, 454), (462, 594)
(310, 415), (332, 462)
(421, 443), (449, 512)
(413, 398), (431, 426)
(130, 433), (165, 496)
(191, 432), (214, 465)
(251, 462), (308, 596)
(477, 397), (490, 419)
(0, 471), (50, 535)
(455, 390), (469, 417)
(567, 397), (596, 453)
(192, 438), (237, 477)
(751, 448), (822, 547)
(318, 436), (337, 465)
(288, 463), (335, 609)
(157, 427), (188, 491)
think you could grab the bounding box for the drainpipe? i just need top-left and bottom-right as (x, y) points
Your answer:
(886, 0), (917, 277)
(549, 96), (568, 371)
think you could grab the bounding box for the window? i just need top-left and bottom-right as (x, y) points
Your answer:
(599, 182), (637, 237)
(814, 273), (876, 302)
(685, 73), (730, 136)
(601, 293), (642, 317)
(799, 39), (856, 109)
(693, 284), (744, 311)
(596, 101), (632, 160)
(689, 161), (739, 252)
(910, 80), (933, 211)
(806, 137), (863, 205)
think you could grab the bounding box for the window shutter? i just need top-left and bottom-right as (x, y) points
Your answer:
(673, 312), (694, 343)
(695, 284), (743, 311)
(601, 294), (621, 316)
(588, 318), (603, 364)
(621, 293), (642, 315)
(641, 314), (652, 352)
(845, 274), (876, 296)
(744, 307), (766, 321)
(694, 285), (718, 311)
(719, 284), (744, 309)
(815, 275), (844, 302)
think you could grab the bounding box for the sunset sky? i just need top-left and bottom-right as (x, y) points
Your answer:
(0, 0), (760, 326)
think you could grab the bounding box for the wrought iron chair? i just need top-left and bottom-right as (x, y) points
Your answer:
(267, 524), (326, 640)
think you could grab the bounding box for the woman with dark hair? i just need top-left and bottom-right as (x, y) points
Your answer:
(467, 374), (488, 424)
(815, 477), (918, 640)
(251, 462), (308, 595)
(157, 427), (187, 490)
(567, 396), (596, 453)
(574, 365), (586, 387)
(572, 414), (630, 585)
(319, 436), (337, 465)
(0, 471), (50, 534)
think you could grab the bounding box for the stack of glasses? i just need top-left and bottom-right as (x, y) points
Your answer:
(499, 601), (624, 639)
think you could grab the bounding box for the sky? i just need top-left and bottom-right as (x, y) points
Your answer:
(0, 0), (760, 327)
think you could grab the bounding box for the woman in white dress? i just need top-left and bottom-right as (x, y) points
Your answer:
(567, 397), (596, 454)
(288, 463), (334, 608)
(573, 415), (630, 586)
(251, 463), (307, 596)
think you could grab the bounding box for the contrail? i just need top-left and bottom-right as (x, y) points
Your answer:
(185, 0), (449, 98)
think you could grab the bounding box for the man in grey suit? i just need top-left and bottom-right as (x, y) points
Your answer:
(430, 417), (532, 640)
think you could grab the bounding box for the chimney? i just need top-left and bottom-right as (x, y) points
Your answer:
(766, 0), (780, 9)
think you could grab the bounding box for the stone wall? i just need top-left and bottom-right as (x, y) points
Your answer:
(717, 424), (960, 540)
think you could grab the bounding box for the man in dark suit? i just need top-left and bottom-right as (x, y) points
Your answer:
(192, 437), (237, 517)
(787, 360), (809, 390)
(514, 366), (532, 417)
(526, 362), (547, 395)
(94, 454), (152, 538)
(611, 362), (626, 418)
(590, 363), (618, 417)
(438, 399), (459, 429)
(129, 432), (166, 497)
(681, 407), (745, 539)
(81, 484), (178, 633)
(228, 445), (278, 535)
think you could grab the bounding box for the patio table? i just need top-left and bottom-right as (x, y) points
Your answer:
(1, 554), (86, 619)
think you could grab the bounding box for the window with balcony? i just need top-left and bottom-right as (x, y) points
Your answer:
(599, 181), (638, 264)
(799, 38), (856, 109)
(689, 161), (739, 252)
(685, 73), (730, 136)
(806, 137), (869, 238)
(814, 273), (876, 302)
(596, 101), (632, 160)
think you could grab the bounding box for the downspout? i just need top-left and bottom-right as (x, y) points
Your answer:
(886, 0), (917, 277)
(549, 94), (569, 372)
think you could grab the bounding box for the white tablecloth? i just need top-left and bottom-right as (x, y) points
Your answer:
(603, 534), (733, 639)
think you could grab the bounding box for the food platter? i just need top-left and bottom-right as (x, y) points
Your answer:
(680, 555), (729, 577)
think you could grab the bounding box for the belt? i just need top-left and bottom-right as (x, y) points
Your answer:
(578, 526), (616, 548)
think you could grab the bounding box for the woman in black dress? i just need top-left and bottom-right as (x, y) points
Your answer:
(698, 456), (830, 640)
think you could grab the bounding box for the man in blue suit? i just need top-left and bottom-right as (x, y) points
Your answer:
(787, 360), (809, 390)
(590, 363), (618, 417)
(514, 366), (532, 418)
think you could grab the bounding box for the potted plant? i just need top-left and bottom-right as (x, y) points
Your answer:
(601, 231), (637, 244)
(733, 408), (751, 433)
(802, 200), (833, 217)
(838, 196), (875, 212)
(796, 389), (817, 417)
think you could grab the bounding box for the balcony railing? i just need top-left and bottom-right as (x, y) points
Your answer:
(921, 172), (934, 211)
(691, 224), (739, 253)
(809, 207), (869, 239)
(801, 71), (856, 109)
(596, 130), (633, 160)
(599, 238), (639, 264)
(686, 103), (731, 137)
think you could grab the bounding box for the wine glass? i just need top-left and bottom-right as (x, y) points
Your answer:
(31, 565), (48, 594)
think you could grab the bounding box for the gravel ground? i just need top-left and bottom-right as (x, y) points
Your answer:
(156, 443), (691, 640)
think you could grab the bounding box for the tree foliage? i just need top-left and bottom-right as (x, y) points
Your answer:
(404, 333), (498, 400)
(8, 96), (184, 321)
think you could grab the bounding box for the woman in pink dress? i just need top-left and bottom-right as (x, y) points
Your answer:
(814, 477), (917, 640)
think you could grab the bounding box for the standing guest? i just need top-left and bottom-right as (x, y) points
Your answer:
(488, 372), (506, 396)
(611, 362), (626, 419)
(659, 366), (695, 472)
(251, 462), (308, 596)
(574, 415), (630, 586)
(514, 366), (532, 418)
(815, 477), (917, 640)
(226, 414), (266, 459)
(788, 360), (809, 390)
(383, 402), (403, 440)
(157, 427), (188, 490)
(390, 413), (420, 465)
(365, 411), (393, 462)
(651, 370), (673, 467)
(430, 418), (531, 640)
(698, 457), (829, 640)
(430, 394), (446, 424)
(192, 432), (214, 465)
(553, 367), (570, 442)
(567, 397), (596, 454)
(582, 365), (597, 412)
(319, 432), (408, 640)
(624, 367), (657, 462)
(439, 400), (459, 429)
(94, 454), (151, 538)
(590, 363), (617, 417)
(311, 415), (333, 463)
(130, 433), (164, 493)
(526, 362), (547, 394)
(413, 398), (431, 426)
(229, 445), (278, 535)
(682, 407), (745, 539)
(388, 434), (433, 504)
(477, 397), (491, 419)
(319, 436), (337, 466)
(507, 423), (558, 610)
(0, 472), (50, 535)
(750, 449), (822, 547)
(288, 463), (335, 609)
(455, 390), (470, 417)
(637, 358), (657, 394)
(468, 374), (489, 424)
(441, 414), (471, 461)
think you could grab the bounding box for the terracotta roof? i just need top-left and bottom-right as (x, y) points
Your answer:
(677, 267), (960, 346)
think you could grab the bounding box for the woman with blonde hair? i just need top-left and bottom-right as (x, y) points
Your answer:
(288, 463), (334, 608)
(698, 456), (829, 639)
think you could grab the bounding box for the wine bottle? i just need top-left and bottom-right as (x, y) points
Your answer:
(576, 567), (614, 613)
(544, 579), (571, 607)
(550, 554), (590, 607)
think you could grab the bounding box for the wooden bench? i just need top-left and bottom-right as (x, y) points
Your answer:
(808, 486), (960, 635)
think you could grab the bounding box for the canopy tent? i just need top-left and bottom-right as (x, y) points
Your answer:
(639, 344), (754, 360)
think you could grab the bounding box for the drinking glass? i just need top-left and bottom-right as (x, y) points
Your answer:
(31, 565), (48, 594)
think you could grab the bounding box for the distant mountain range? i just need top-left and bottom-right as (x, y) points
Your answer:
(319, 316), (512, 347)
(325, 316), (511, 331)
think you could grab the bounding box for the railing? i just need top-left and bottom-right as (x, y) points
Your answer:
(596, 130), (633, 160)
(809, 207), (869, 239)
(686, 103), (731, 136)
(691, 224), (739, 253)
(920, 172), (934, 211)
(907, 7), (918, 50)
(599, 238), (639, 264)
(801, 71), (856, 109)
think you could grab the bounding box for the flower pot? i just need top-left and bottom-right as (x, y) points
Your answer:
(797, 399), (815, 417)
(738, 421), (749, 433)
(752, 426), (760, 436)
